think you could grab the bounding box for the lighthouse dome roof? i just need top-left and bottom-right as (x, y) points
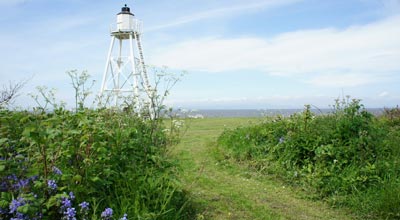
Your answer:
(117, 4), (134, 16)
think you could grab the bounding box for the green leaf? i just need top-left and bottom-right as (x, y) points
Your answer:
(46, 195), (61, 209)
(1, 192), (12, 200)
(0, 165), (5, 172)
(73, 174), (82, 184)
(0, 200), (8, 208)
(17, 204), (30, 214)
(15, 154), (25, 160)
(61, 174), (72, 181)
(0, 138), (8, 145)
(33, 180), (44, 189)
(90, 176), (101, 182)
(22, 126), (36, 137)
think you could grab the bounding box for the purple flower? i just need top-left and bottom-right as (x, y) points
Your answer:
(11, 175), (38, 191)
(61, 196), (72, 210)
(63, 207), (77, 220)
(13, 178), (30, 190)
(9, 197), (25, 213)
(52, 166), (63, 175)
(0, 178), (9, 191)
(79, 201), (89, 210)
(47, 179), (57, 190)
(30, 175), (39, 181)
(120, 213), (128, 220)
(11, 212), (28, 220)
(0, 207), (8, 214)
(101, 207), (113, 219)
(8, 174), (18, 181)
(69, 192), (75, 200)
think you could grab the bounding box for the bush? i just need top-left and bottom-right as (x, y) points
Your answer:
(0, 108), (191, 219)
(217, 98), (400, 219)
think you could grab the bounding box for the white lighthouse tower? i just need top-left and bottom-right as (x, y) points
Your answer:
(100, 4), (152, 108)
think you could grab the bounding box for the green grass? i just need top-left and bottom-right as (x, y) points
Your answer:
(171, 118), (354, 220)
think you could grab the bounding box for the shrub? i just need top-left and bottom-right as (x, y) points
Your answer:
(217, 98), (400, 219)
(0, 108), (191, 219)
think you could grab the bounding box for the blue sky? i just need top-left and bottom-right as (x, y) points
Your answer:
(0, 0), (399, 109)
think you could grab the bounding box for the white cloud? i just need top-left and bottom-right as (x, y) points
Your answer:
(146, 0), (302, 31)
(150, 15), (400, 87)
(379, 91), (389, 97)
(306, 73), (387, 87)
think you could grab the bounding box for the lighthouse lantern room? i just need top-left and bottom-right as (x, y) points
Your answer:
(117, 4), (135, 31)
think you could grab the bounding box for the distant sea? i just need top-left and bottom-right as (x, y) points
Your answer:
(185, 108), (384, 118)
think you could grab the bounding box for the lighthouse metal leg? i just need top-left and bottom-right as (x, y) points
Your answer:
(129, 33), (140, 111)
(115, 39), (124, 106)
(100, 36), (116, 96)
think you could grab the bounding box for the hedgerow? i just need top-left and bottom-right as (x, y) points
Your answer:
(218, 98), (400, 219)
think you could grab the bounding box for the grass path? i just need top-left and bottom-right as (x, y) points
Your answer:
(171, 118), (355, 220)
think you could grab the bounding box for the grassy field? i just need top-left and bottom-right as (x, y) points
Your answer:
(170, 118), (354, 220)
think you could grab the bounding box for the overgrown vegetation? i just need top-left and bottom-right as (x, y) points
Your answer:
(0, 80), (27, 107)
(218, 98), (400, 219)
(0, 70), (193, 219)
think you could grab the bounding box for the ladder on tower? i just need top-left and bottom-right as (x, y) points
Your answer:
(135, 32), (152, 95)
(134, 32), (156, 119)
